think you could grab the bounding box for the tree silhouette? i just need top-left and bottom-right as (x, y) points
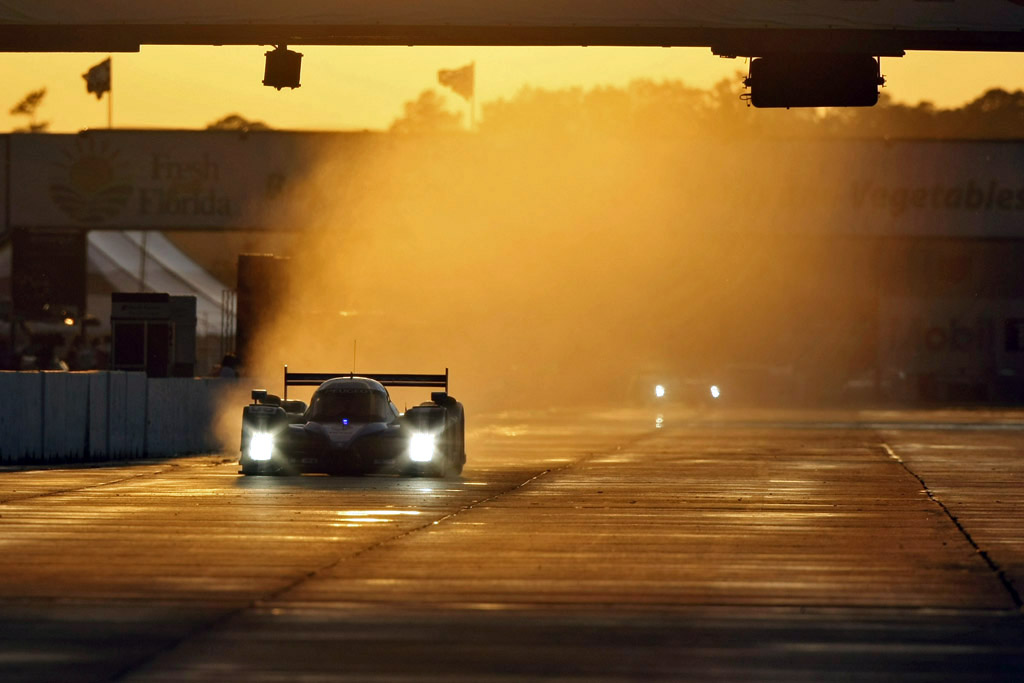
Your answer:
(10, 88), (49, 133)
(207, 113), (271, 132)
(389, 89), (463, 134)
(393, 78), (1024, 141)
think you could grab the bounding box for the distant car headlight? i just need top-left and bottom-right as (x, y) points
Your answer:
(710, 385), (721, 399)
(249, 432), (274, 461)
(654, 384), (666, 399)
(408, 432), (437, 463)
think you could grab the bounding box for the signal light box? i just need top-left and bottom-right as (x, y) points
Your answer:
(745, 54), (882, 109)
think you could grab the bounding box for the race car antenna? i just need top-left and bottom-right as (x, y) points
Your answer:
(351, 340), (357, 377)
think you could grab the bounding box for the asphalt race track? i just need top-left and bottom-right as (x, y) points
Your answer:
(1, 407), (1022, 682)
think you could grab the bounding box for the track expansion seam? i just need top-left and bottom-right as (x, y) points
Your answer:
(107, 473), (555, 681)
(0, 457), (230, 506)
(881, 443), (1023, 610)
(254, 429), (656, 606)
(0, 467), (176, 506)
(108, 431), (656, 681)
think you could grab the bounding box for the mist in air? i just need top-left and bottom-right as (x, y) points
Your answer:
(240, 78), (1024, 412)
(242, 119), (874, 413)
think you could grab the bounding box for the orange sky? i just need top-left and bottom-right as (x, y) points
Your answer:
(3, 47), (1024, 132)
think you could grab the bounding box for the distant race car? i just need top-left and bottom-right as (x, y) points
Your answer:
(627, 370), (723, 406)
(239, 367), (466, 477)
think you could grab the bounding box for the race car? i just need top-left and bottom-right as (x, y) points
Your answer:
(626, 370), (724, 407)
(239, 367), (466, 477)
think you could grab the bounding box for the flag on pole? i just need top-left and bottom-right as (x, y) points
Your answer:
(83, 58), (111, 99)
(438, 63), (474, 101)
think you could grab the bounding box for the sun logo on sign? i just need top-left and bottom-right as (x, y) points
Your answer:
(50, 136), (133, 223)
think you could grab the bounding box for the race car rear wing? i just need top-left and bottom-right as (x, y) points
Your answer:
(282, 365), (448, 399)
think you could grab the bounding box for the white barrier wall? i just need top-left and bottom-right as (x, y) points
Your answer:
(0, 371), (226, 464)
(145, 377), (222, 457)
(106, 371), (148, 459)
(88, 372), (108, 458)
(41, 373), (90, 462)
(0, 373), (43, 461)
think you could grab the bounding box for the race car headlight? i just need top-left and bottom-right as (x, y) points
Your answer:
(249, 432), (274, 461)
(408, 432), (437, 463)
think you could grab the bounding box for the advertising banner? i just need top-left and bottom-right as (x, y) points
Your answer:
(879, 297), (1024, 377)
(718, 139), (1024, 239)
(8, 130), (367, 232)
(6, 132), (1024, 238)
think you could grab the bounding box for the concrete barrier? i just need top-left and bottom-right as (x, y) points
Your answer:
(0, 371), (228, 465)
(42, 372), (90, 462)
(147, 378), (194, 457)
(88, 372), (108, 459)
(107, 372), (132, 459)
(105, 371), (148, 459)
(127, 372), (149, 458)
(0, 372), (43, 462)
(187, 378), (223, 454)
(203, 378), (227, 452)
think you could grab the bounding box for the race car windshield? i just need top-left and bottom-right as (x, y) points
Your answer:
(307, 391), (391, 422)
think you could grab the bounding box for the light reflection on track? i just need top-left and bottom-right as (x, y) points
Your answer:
(0, 408), (1021, 682)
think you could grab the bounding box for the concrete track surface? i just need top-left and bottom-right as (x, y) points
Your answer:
(1, 407), (1022, 682)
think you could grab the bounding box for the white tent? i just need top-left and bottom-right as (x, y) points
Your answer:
(1, 231), (229, 339)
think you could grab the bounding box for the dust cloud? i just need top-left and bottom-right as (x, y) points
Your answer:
(237, 126), (869, 417)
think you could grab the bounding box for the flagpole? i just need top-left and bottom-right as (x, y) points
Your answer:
(107, 57), (112, 128)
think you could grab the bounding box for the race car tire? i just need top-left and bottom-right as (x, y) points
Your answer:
(424, 408), (464, 477)
(421, 454), (448, 479)
(271, 463), (299, 476)
(445, 435), (463, 477)
(240, 454), (260, 475)
(453, 409), (466, 476)
(329, 465), (364, 477)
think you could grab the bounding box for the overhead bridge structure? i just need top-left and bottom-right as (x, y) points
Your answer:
(0, 1), (1022, 54)
(0, 0), (1019, 107)
(1, 2), (1023, 107)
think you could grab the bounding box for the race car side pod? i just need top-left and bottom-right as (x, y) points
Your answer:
(281, 365), (449, 400)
